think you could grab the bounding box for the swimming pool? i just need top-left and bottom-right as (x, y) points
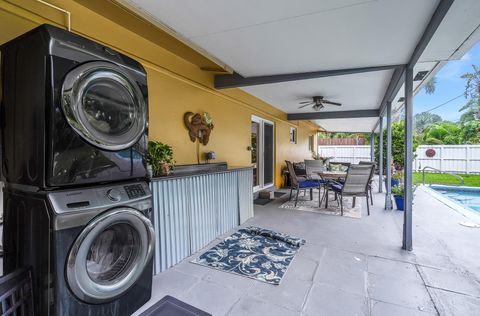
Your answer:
(430, 185), (480, 213)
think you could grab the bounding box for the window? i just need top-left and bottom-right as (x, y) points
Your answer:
(289, 127), (297, 144)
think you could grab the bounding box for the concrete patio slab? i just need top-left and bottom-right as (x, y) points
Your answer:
(418, 266), (480, 298)
(228, 296), (298, 316)
(303, 283), (368, 316)
(428, 287), (480, 316)
(368, 272), (436, 313)
(133, 182), (480, 315)
(370, 300), (437, 316)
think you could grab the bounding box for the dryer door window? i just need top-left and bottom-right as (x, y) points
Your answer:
(66, 208), (154, 303)
(62, 61), (146, 151)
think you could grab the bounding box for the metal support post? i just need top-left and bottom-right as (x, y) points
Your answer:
(403, 67), (414, 251)
(379, 117), (384, 193)
(385, 101), (393, 210)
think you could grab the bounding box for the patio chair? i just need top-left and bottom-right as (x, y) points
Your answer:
(285, 161), (322, 207)
(359, 161), (376, 205)
(304, 159), (327, 179)
(325, 164), (374, 216)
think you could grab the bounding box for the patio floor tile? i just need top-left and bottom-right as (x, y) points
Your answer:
(314, 262), (367, 296)
(370, 300), (437, 316)
(303, 283), (368, 316)
(320, 247), (367, 272)
(367, 256), (423, 283)
(418, 266), (480, 298)
(368, 272), (436, 313)
(228, 297), (299, 316)
(428, 287), (480, 316)
(182, 281), (244, 316)
(201, 269), (255, 293)
(296, 242), (326, 262)
(284, 256), (318, 282)
(247, 276), (312, 311)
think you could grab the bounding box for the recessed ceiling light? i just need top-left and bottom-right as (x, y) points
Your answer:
(414, 71), (429, 81)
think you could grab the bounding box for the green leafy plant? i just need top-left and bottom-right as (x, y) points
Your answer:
(375, 120), (419, 170)
(147, 141), (174, 176)
(391, 185), (404, 197)
(312, 152), (332, 163)
(391, 184), (418, 197)
(392, 171), (403, 181)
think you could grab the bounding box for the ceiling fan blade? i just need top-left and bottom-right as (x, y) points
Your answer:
(323, 100), (342, 106)
(299, 101), (313, 104)
(298, 103), (313, 109)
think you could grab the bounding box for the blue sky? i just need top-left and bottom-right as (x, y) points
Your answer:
(414, 41), (480, 122)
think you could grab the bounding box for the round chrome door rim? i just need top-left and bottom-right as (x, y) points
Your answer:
(61, 61), (146, 151)
(66, 208), (154, 304)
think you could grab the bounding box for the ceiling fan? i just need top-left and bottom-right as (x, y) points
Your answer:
(298, 96), (342, 111)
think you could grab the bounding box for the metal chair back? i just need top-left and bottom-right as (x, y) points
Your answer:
(359, 161), (376, 183)
(304, 160), (326, 180)
(285, 161), (299, 187)
(0, 268), (34, 316)
(342, 164), (373, 195)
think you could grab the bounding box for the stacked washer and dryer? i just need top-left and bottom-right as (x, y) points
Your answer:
(0, 25), (155, 315)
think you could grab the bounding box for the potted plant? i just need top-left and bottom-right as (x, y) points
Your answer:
(392, 185), (404, 211)
(147, 141), (174, 177)
(312, 152), (332, 168)
(391, 171), (403, 188)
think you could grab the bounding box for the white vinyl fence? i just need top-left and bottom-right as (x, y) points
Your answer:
(414, 145), (480, 174)
(318, 145), (480, 174)
(318, 145), (371, 164)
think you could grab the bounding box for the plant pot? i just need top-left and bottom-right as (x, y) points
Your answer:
(158, 162), (172, 176)
(384, 178), (401, 189)
(394, 195), (404, 211)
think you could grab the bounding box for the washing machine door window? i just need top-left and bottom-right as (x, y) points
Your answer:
(62, 61), (146, 151)
(66, 208), (154, 304)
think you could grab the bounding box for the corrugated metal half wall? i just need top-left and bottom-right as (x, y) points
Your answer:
(150, 168), (253, 273)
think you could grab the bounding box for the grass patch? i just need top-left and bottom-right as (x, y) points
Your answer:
(413, 172), (480, 187)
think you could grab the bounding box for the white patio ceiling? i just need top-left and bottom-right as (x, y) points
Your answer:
(119, 0), (480, 132)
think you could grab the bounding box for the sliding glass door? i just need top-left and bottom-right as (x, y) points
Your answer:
(251, 116), (274, 191)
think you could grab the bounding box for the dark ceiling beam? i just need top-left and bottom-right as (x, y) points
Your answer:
(288, 110), (379, 121)
(374, 0), (454, 131)
(214, 64), (404, 89)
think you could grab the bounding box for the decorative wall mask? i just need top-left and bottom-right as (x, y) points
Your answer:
(184, 112), (214, 145)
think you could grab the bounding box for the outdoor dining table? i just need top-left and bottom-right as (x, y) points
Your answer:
(315, 171), (347, 207)
(316, 170), (347, 181)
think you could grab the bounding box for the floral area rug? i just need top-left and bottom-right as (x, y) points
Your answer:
(191, 226), (306, 285)
(279, 190), (362, 219)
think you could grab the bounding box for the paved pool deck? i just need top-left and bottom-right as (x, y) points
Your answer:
(137, 182), (480, 316)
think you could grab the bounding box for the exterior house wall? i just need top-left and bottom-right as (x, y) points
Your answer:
(0, 0), (319, 188)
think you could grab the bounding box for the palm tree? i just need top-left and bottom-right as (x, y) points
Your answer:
(424, 77), (437, 95)
(413, 112), (442, 133)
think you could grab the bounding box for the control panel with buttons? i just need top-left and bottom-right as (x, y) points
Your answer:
(124, 184), (147, 199)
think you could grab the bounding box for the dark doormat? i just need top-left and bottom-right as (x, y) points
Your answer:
(274, 191), (287, 197)
(253, 198), (271, 205)
(191, 226), (306, 285)
(139, 295), (211, 316)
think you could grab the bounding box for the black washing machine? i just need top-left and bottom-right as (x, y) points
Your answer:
(0, 24), (148, 189)
(3, 181), (155, 315)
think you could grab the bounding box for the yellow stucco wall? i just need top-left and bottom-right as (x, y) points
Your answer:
(0, 0), (319, 188)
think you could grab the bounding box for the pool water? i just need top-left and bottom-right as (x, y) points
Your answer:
(431, 185), (480, 213)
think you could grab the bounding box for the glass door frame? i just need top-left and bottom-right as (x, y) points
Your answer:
(251, 115), (275, 192)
